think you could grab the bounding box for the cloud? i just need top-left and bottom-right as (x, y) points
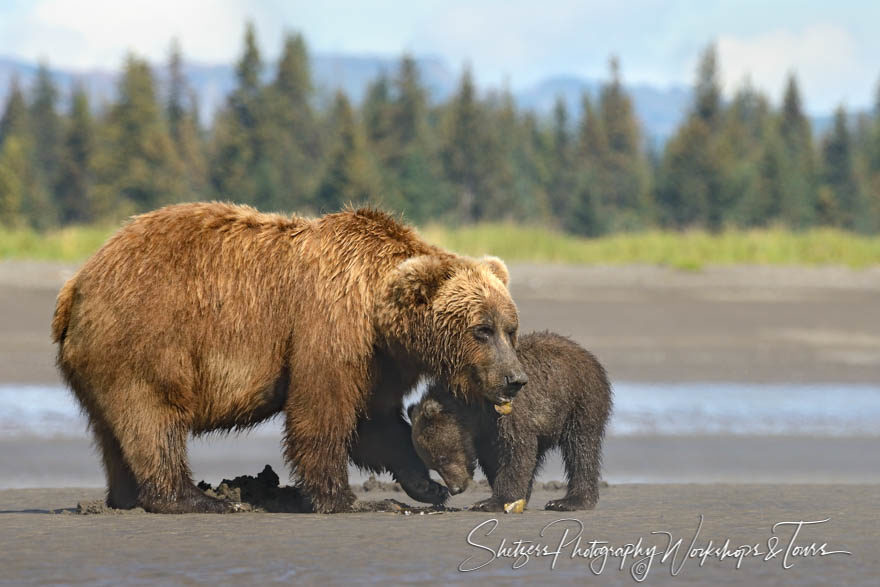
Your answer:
(717, 24), (869, 112)
(1, 1), (877, 113)
(0, 0), (280, 70)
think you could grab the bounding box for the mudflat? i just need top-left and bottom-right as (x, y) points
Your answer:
(3, 261), (879, 384)
(0, 484), (875, 584)
(2, 260), (879, 584)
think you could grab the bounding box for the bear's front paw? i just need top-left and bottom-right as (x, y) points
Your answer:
(545, 496), (594, 512)
(470, 497), (507, 512)
(399, 477), (449, 505)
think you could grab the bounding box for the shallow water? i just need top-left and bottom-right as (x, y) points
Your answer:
(3, 382), (879, 440)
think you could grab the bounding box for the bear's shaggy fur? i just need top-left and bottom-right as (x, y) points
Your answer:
(410, 332), (612, 511)
(53, 202), (526, 513)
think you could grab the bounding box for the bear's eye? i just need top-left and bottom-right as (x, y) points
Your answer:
(473, 325), (494, 342)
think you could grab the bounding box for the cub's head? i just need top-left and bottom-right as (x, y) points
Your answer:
(383, 254), (527, 407)
(408, 396), (475, 495)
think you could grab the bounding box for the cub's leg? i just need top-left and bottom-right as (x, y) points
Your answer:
(471, 436), (538, 512)
(546, 418), (603, 511)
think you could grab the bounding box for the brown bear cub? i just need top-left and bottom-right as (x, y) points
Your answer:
(410, 332), (611, 511)
(53, 203), (527, 514)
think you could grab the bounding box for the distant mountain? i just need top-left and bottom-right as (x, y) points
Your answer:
(0, 54), (700, 142)
(0, 53), (459, 123)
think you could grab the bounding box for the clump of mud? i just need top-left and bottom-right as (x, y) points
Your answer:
(198, 466), (454, 514)
(197, 465), (311, 513)
(73, 466), (470, 515)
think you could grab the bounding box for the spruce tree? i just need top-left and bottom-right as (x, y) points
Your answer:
(0, 77), (28, 146)
(0, 136), (26, 226)
(29, 64), (62, 186)
(362, 73), (395, 162)
(0, 76), (48, 228)
(391, 56), (427, 151)
(315, 92), (381, 212)
(210, 21), (268, 205)
(0, 77), (29, 226)
(720, 83), (770, 226)
(167, 39), (186, 143)
(578, 93), (608, 162)
(657, 44), (724, 229)
(597, 56), (651, 229)
(568, 94), (607, 235)
(547, 95), (574, 220)
(515, 111), (553, 224)
(867, 78), (880, 231)
(55, 88), (95, 224)
(266, 32), (318, 210)
(820, 107), (859, 227)
(164, 41), (210, 201)
(694, 44), (722, 129)
(95, 53), (183, 214)
(441, 66), (496, 221)
(777, 74), (817, 227)
(385, 55), (452, 222)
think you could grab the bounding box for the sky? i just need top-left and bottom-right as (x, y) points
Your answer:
(0, 0), (878, 114)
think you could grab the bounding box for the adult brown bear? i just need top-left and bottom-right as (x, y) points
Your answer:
(52, 203), (526, 513)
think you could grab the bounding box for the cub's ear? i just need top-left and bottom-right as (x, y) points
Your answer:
(420, 398), (443, 418)
(391, 255), (460, 307)
(407, 403), (417, 422)
(481, 255), (510, 287)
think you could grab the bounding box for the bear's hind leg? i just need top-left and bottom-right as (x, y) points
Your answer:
(101, 384), (234, 514)
(73, 386), (140, 509)
(90, 418), (138, 509)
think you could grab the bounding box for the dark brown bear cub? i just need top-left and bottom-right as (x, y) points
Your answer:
(410, 332), (612, 511)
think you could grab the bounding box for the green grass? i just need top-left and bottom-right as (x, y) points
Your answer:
(2, 222), (879, 268)
(0, 225), (115, 262)
(420, 224), (880, 269)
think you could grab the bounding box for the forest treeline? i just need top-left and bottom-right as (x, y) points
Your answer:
(1, 23), (879, 235)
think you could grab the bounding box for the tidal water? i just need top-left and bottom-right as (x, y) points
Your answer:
(3, 382), (879, 439)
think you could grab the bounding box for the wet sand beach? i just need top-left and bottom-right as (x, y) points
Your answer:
(1, 484), (876, 585)
(1, 260), (879, 584)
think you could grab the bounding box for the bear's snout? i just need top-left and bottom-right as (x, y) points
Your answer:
(445, 478), (468, 495)
(504, 371), (528, 397)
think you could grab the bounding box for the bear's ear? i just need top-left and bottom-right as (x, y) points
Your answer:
(420, 398), (443, 418)
(481, 255), (509, 287)
(391, 255), (460, 307)
(407, 403), (417, 422)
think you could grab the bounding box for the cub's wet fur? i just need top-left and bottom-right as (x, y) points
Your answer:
(410, 332), (612, 511)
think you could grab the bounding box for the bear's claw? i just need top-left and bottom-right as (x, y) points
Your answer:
(545, 496), (594, 511)
(469, 497), (507, 512)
